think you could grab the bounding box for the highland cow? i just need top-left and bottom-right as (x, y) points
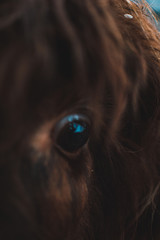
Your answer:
(0, 0), (160, 239)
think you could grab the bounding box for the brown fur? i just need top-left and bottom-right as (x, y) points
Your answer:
(0, 0), (160, 239)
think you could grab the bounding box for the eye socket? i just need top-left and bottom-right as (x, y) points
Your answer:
(53, 114), (90, 153)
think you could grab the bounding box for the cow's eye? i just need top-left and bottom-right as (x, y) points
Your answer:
(54, 114), (90, 153)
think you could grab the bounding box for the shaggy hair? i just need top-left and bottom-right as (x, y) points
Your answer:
(0, 0), (160, 239)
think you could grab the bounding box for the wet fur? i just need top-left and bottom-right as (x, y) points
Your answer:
(0, 0), (160, 239)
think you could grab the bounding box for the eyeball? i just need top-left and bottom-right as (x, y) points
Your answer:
(53, 114), (90, 153)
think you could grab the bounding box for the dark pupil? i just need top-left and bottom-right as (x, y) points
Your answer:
(57, 121), (89, 152)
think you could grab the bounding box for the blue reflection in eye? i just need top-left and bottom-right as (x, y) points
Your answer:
(73, 123), (85, 133)
(68, 115), (79, 122)
(69, 122), (86, 133)
(55, 114), (90, 152)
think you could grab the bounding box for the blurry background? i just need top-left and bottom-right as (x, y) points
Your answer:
(146, 0), (160, 29)
(146, 0), (160, 13)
